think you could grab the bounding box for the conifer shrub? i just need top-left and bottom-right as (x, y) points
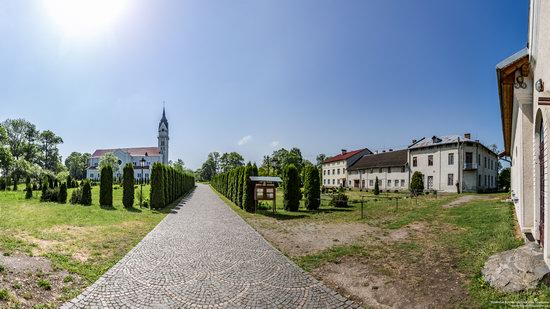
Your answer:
(100, 165), (113, 206)
(123, 163), (134, 208)
(81, 180), (92, 205)
(70, 188), (82, 204)
(283, 164), (301, 212)
(374, 176), (380, 195)
(25, 183), (33, 199)
(0, 178), (5, 190)
(304, 166), (321, 210)
(58, 183), (68, 204)
(150, 162), (165, 209)
(410, 171), (424, 196)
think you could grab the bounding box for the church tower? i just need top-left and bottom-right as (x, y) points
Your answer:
(158, 107), (169, 164)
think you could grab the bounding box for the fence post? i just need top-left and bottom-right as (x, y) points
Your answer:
(361, 196), (364, 219)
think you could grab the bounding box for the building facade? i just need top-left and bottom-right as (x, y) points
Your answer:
(347, 149), (410, 191)
(409, 135), (498, 193)
(86, 108), (170, 180)
(497, 0), (550, 266)
(321, 148), (372, 187)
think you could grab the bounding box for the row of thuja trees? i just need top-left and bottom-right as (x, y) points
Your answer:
(150, 162), (195, 209)
(37, 162), (195, 209)
(211, 163), (258, 212)
(211, 163), (321, 212)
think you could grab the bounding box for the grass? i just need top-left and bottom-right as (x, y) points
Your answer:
(0, 185), (175, 283)
(36, 279), (52, 290)
(213, 185), (549, 306)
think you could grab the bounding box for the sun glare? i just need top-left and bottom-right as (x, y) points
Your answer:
(43, 0), (128, 37)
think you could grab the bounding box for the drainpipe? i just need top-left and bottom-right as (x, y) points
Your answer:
(458, 138), (462, 194)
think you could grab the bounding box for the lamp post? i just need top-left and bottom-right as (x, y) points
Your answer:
(140, 157), (146, 208)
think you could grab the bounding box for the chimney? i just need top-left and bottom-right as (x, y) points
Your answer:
(389, 149), (393, 152)
(464, 133), (471, 139)
(412, 139), (417, 144)
(341, 149), (347, 155)
(475, 139), (479, 143)
(382, 150), (386, 153)
(432, 136), (438, 143)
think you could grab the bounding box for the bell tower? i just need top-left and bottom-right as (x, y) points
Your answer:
(158, 106), (169, 164)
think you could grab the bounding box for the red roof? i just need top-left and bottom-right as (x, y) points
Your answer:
(323, 148), (367, 164)
(91, 147), (161, 158)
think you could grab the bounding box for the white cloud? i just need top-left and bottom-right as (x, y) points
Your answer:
(238, 135), (252, 146)
(270, 141), (279, 147)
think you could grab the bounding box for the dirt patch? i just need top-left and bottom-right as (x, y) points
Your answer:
(442, 195), (494, 208)
(255, 221), (381, 256)
(314, 251), (469, 309)
(0, 251), (85, 308)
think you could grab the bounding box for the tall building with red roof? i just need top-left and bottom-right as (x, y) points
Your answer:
(321, 148), (372, 187)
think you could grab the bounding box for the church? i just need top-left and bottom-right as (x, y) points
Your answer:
(86, 108), (170, 181)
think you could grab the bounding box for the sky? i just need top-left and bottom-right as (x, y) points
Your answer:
(0, 0), (529, 169)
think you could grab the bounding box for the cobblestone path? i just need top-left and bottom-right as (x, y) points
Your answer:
(63, 184), (358, 308)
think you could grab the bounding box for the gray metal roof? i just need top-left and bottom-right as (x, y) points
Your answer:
(496, 47), (528, 70)
(409, 135), (497, 155)
(250, 176), (282, 183)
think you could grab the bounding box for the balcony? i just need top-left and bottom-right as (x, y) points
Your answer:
(463, 163), (479, 170)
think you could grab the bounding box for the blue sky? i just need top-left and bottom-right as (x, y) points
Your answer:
(0, 0), (528, 169)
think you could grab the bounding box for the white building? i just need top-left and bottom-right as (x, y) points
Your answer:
(321, 148), (372, 187)
(86, 108), (170, 181)
(347, 149), (409, 191)
(497, 0), (550, 265)
(409, 135), (498, 193)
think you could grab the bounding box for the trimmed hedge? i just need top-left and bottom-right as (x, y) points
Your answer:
(100, 165), (113, 206)
(81, 180), (92, 205)
(211, 165), (257, 212)
(25, 183), (32, 199)
(123, 163), (134, 208)
(58, 183), (67, 204)
(150, 162), (195, 209)
(283, 164), (301, 211)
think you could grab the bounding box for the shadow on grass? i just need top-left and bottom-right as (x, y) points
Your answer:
(100, 205), (116, 211)
(255, 211), (308, 220)
(125, 207), (142, 213)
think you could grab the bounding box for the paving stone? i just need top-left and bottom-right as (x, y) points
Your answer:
(63, 184), (355, 308)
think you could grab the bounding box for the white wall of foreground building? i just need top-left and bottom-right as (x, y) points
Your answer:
(86, 151), (161, 181)
(498, 0), (550, 267)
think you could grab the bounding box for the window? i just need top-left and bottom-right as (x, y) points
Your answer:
(478, 175), (481, 185)
(368, 169), (373, 173)
(90, 173), (94, 178)
(343, 168), (346, 174)
(362, 180), (365, 188)
(369, 180), (374, 186)
(323, 170), (326, 175)
(388, 167), (391, 174)
(478, 154), (481, 163)
(448, 153), (454, 165)
(465, 152), (473, 164)
(395, 179), (399, 187)
(413, 157), (417, 167)
(337, 169), (340, 175)
(348, 180), (351, 186)
(378, 179), (382, 185)
(379, 168), (383, 173)
(447, 174), (454, 186)
(388, 179), (392, 187)
(332, 169), (335, 175)
(401, 166), (405, 173)
(484, 175), (487, 186)
(428, 155), (433, 166)
(401, 179), (405, 187)
(332, 179), (335, 185)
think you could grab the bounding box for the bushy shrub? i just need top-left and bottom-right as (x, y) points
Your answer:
(70, 188), (82, 204)
(304, 166), (321, 210)
(374, 177), (380, 195)
(25, 183), (32, 199)
(58, 183), (67, 204)
(81, 180), (92, 205)
(410, 171), (424, 195)
(330, 191), (348, 207)
(283, 164), (301, 212)
(41, 188), (59, 202)
(100, 165), (113, 206)
(123, 163), (134, 208)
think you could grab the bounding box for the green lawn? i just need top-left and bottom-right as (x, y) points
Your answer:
(0, 185), (171, 282)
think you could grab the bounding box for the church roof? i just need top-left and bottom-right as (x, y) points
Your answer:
(159, 107), (169, 130)
(91, 147), (161, 158)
